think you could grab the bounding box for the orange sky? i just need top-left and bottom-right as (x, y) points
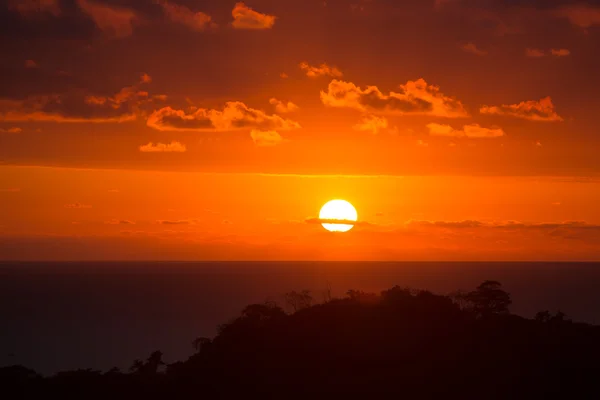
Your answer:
(1, 0), (600, 260)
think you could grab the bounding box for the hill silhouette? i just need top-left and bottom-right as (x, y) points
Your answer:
(3, 281), (600, 399)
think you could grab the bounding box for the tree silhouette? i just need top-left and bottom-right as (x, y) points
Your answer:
(7, 281), (600, 400)
(466, 280), (512, 317)
(284, 290), (312, 312)
(191, 337), (212, 353)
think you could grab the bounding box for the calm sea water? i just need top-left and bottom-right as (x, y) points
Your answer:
(1, 261), (600, 375)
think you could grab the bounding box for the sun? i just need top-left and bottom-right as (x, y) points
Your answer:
(319, 199), (358, 232)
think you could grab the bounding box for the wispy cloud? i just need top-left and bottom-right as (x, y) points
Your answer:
(158, 0), (215, 31)
(147, 102), (300, 132)
(250, 130), (283, 146)
(460, 42), (487, 56)
(77, 0), (138, 38)
(0, 127), (22, 133)
(526, 48), (545, 58)
(139, 141), (187, 153)
(427, 123), (505, 138)
(231, 2), (276, 29)
(353, 115), (389, 134)
(321, 79), (469, 118)
(299, 62), (343, 78)
(480, 97), (563, 122)
(64, 203), (92, 209)
(551, 48), (570, 57)
(269, 98), (299, 113)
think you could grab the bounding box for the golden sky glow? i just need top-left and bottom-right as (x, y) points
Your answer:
(1, 0), (600, 260)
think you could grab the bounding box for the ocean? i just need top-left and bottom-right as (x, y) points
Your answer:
(2, 261), (600, 375)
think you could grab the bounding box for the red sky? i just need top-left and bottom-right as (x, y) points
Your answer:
(1, 0), (600, 260)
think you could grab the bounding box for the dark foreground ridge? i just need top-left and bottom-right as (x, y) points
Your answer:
(3, 281), (600, 399)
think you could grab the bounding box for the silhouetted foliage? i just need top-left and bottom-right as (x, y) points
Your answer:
(284, 289), (312, 312)
(465, 280), (512, 317)
(3, 280), (600, 399)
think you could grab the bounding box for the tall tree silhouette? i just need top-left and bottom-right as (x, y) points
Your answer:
(466, 280), (512, 317)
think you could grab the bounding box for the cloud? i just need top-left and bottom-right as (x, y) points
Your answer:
(231, 2), (276, 29)
(158, 220), (194, 225)
(269, 98), (299, 113)
(140, 73), (152, 84)
(427, 123), (505, 138)
(305, 217), (373, 228)
(555, 5), (600, 28)
(280, 73), (289, 79)
(0, 127), (22, 133)
(64, 203), (92, 209)
(158, 0), (215, 31)
(321, 79), (469, 118)
(0, 188), (20, 193)
(416, 140), (428, 147)
(147, 102), (301, 132)
(77, 0), (138, 38)
(480, 96), (563, 122)
(0, 74), (159, 124)
(0, 93), (139, 123)
(404, 219), (600, 242)
(460, 42), (487, 56)
(139, 141), (187, 153)
(24, 59), (38, 68)
(353, 115), (389, 134)
(526, 48), (545, 58)
(8, 0), (61, 17)
(551, 48), (570, 57)
(250, 130), (283, 146)
(299, 62), (343, 78)
(105, 219), (136, 225)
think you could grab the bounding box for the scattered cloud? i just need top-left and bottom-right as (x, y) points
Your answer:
(416, 140), (429, 147)
(536, 140), (543, 147)
(0, 127), (22, 133)
(526, 48), (545, 58)
(269, 98), (299, 113)
(231, 2), (276, 29)
(321, 79), (469, 118)
(158, 220), (195, 225)
(24, 59), (38, 68)
(8, 0), (61, 16)
(0, 74), (159, 124)
(305, 217), (372, 227)
(105, 219), (135, 225)
(64, 203), (92, 209)
(526, 48), (570, 58)
(139, 141), (187, 153)
(250, 129), (283, 146)
(147, 102), (301, 132)
(353, 115), (389, 134)
(480, 96), (563, 122)
(280, 73), (289, 79)
(427, 123), (505, 138)
(460, 42), (487, 56)
(77, 0), (138, 38)
(0, 188), (21, 193)
(299, 62), (343, 78)
(555, 5), (600, 28)
(158, 0), (215, 31)
(140, 73), (152, 84)
(551, 48), (570, 57)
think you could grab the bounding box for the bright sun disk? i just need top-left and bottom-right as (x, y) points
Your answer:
(319, 199), (358, 232)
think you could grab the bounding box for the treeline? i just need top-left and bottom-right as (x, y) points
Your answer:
(2, 281), (600, 399)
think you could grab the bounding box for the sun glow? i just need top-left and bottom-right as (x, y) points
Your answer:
(319, 199), (358, 232)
